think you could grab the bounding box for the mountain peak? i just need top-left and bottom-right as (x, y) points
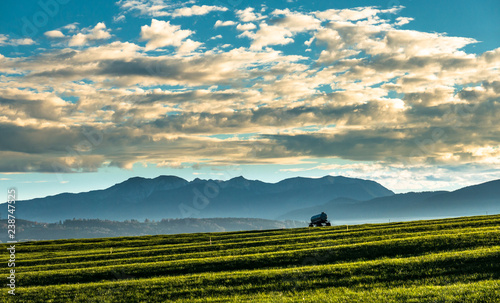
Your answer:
(229, 176), (248, 181)
(119, 176), (147, 185)
(153, 175), (187, 183)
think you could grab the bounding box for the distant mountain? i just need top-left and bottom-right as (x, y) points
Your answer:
(10, 175), (394, 223)
(280, 179), (500, 223)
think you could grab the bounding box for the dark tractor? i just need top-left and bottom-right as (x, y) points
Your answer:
(309, 212), (331, 227)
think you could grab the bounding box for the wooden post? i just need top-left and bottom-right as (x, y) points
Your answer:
(210, 237), (212, 245)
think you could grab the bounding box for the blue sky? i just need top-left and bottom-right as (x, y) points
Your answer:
(1, 0), (500, 199)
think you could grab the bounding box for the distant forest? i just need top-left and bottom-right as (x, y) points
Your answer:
(0, 218), (305, 242)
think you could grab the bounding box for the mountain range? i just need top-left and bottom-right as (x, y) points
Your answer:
(11, 175), (392, 223)
(5, 175), (500, 224)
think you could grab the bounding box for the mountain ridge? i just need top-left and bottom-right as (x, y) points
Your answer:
(9, 175), (394, 223)
(280, 180), (500, 223)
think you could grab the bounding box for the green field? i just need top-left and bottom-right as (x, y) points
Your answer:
(2, 214), (500, 302)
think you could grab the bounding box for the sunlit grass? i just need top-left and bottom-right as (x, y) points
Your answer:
(1, 214), (499, 302)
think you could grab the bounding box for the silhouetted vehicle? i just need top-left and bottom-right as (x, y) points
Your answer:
(309, 212), (331, 227)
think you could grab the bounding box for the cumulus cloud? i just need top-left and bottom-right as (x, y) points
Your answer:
(2, 4), (500, 180)
(140, 19), (195, 51)
(177, 39), (202, 53)
(118, 0), (226, 17)
(68, 22), (112, 46)
(236, 23), (257, 31)
(171, 5), (228, 17)
(236, 8), (264, 22)
(271, 9), (321, 32)
(249, 23), (294, 49)
(44, 30), (66, 38)
(0, 34), (35, 46)
(214, 20), (236, 28)
(117, 0), (173, 16)
(245, 9), (320, 49)
(314, 6), (402, 22)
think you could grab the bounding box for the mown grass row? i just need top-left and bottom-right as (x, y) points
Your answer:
(1, 214), (499, 302)
(18, 225), (499, 272)
(13, 214), (500, 254)
(16, 228), (500, 287)
(12, 215), (500, 263)
(10, 246), (500, 302)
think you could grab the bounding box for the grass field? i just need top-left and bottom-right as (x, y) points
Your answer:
(2, 214), (500, 302)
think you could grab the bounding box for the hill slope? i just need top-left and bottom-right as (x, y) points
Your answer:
(2, 214), (499, 302)
(12, 175), (394, 222)
(280, 179), (500, 223)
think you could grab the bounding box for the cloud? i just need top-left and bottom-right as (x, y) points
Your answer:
(63, 23), (79, 32)
(68, 22), (112, 46)
(140, 19), (194, 51)
(245, 10), (320, 49)
(0, 87), (72, 121)
(271, 9), (321, 32)
(280, 161), (500, 193)
(236, 8), (264, 22)
(249, 23), (294, 49)
(171, 5), (228, 17)
(236, 23), (257, 31)
(0, 34), (35, 46)
(314, 6), (402, 22)
(117, 0), (226, 17)
(44, 30), (66, 38)
(177, 39), (202, 53)
(2, 4), (500, 178)
(21, 45), (305, 88)
(117, 0), (172, 16)
(214, 20), (236, 28)
(113, 14), (126, 23)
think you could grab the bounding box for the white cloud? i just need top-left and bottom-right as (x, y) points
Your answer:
(243, 9), (320, 50)
(114, 14), (126, 23)
(117, 0), (171, 16)
(249, 23), (294, 50)
(69, 22), (111, 46)
(214, 20), (236, 28)
(210, 35), (223, 40)
(62, 23), (79, 33)
(395, 16), (413, 26)
(382, 30), (477, 56)
(0, 34), (36, 46)
(271, 9), (321, 32)
(178, 39), (202, 53)
(236, 8), (264, 22)
(140, 19), (194, 51)
(236, 23), (257, 31)
(171, 5), (228, 17)
(314, 6), (402, 22)
(118, 1), (226, 18)
(44, 30), (66, 38)
(3, 5), (500, 179)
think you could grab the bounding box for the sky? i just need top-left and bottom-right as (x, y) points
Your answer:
(0, 0), (499, 200)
